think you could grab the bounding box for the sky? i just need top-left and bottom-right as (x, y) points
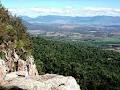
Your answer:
(1, 0), (120, 17)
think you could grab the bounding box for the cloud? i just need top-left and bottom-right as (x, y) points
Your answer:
(83, 7), (120, 16)
(8, 7), (120, 17)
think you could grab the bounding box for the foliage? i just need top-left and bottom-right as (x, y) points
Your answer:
(0, 3), (31, 59)
(32, 37), (120, 90)
(0, 51), (5, 59)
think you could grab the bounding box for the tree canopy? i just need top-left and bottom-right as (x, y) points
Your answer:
(32, 37), (120, 90)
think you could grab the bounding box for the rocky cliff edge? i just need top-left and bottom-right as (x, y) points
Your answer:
(0, 47), (80, 90)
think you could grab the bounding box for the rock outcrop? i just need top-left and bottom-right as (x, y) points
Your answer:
(4, 74), (80, 90)
(0, 59), (7, 84)
(0, 49), (38, 82)
(0, 49), (80, 90)
(26, 56), (38, 76)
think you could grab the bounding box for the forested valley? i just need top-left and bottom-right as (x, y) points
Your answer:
(32, 37), (120, 90)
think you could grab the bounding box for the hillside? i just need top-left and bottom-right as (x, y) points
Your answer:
(32, 37), (120, 90)
(0, 4), (32, 59)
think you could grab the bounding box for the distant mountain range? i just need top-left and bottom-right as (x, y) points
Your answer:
(21, 15), (120, 25)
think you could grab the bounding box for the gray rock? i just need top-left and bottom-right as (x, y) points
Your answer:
(4, 72), (18, 81)
(0, 59), (7, 84)
(4, 74), (80, 90)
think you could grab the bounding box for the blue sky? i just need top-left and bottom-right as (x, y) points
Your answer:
(1, 0), (120, 17)
(1, 0), (120, 8)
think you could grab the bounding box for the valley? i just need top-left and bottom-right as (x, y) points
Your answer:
(26, 23), (120, 52)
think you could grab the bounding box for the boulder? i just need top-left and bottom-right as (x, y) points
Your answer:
(26, 56), (38, 76)
(28, 63), (38, 76)
(5, 59), (14, 72)
(17, 59), (26, 71)
(17, 56), (38, 77)
(5, 50), (15, 72)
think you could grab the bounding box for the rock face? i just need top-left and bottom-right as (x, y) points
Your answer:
(5, 74), (80, 90)
(0, 59), (7, 84)
(6, 49), (38, 76)
(0, 49), (38, 82)
(17, 59), (26, 72)
(26, 56), (38, 76)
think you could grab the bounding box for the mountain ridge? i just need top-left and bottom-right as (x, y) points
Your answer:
(20, 15), (120, 25)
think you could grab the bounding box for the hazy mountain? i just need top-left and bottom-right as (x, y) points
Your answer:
(21, 15), (120, 25)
